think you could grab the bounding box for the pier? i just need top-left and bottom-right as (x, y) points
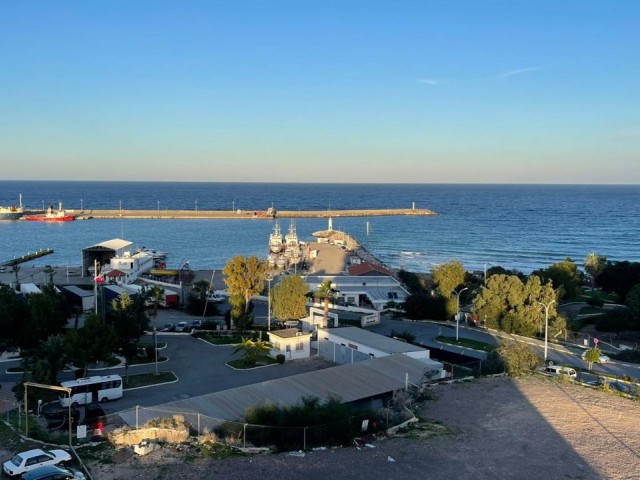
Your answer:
(80, 207), (437, 220)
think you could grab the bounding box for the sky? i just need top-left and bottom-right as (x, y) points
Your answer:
(1, 1), (639, 183)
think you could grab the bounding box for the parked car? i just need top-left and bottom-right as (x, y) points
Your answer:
(175, 321), (189, 332)
(542, 365), (577, 379)
(190, 320), (203, 330)
(2, 449), (72, 478)
(21, 465), (86, 480)
(160, 323), (175, 332)
(581, 351), (611, 363)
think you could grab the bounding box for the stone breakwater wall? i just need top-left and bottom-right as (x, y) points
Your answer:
(82, 208), (437, 220)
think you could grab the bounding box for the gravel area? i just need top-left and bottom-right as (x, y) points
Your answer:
(76, 375), (640, 480)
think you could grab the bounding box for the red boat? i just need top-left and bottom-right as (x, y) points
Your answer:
(24, 202), (75, 222)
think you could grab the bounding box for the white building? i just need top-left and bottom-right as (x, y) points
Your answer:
(318, 327), (444, 380)
(267, 329), (312, 361)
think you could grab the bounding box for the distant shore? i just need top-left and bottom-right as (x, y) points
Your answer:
(69, 207), (437, 220)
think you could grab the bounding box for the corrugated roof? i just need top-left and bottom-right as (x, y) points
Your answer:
(62, 285), (93, 297)
(322, 327), (421, 354)
(119, 354), (442, 425)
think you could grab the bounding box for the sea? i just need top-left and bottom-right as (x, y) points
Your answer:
(1, 181), (639, 275)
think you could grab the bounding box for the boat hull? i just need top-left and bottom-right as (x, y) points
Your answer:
(0, 212), (23, 220)
(24, 215), (75, 222)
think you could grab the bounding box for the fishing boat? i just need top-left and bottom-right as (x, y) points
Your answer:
(269, 221), (284, 253)
(24, 202), (75, 222)
(0, 194), (24, 220)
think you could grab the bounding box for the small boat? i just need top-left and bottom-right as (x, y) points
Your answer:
(269, 221), (284, 253)
(285, 220), (299, 248)
(0, 194), (24, 220)
(24, 202), (75, 222)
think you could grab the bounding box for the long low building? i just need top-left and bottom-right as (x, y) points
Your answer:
(119, 354), (442, 428)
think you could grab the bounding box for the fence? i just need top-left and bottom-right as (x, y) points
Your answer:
(117, 404), (411, 452)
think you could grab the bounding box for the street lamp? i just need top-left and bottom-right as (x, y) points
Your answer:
(452, 287), (468, 341)
(538, 300), (556, 362)
(195, 200), (198, 212)
(265, 272), (273, 331)
(157, 200), (160, 216)
(232, 201), (235, 212)
(80, 198), (83, 211)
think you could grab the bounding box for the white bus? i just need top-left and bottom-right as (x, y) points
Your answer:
(59, 375), (123, 407)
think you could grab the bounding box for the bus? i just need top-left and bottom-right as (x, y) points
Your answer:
(59, 375), (123, 407)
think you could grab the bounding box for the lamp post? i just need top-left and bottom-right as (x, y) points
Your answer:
(452, 287), (468, 341)
(119, 200), (122, 216)
(154, 319), (158, 375)
(80, 198), (83, 211)
(232, 201), (235, 212)
(265, 272), (273, 331)
(157, 200), (160, 216)
(195, 200), (198, 212)
(538, 300), (556, 362)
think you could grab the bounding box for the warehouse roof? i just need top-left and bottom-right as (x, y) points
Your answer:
(322, 327), (422, 354)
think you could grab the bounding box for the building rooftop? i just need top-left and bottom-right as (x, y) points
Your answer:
(268, 329), (312, 339)
(321, 327), (423, 354)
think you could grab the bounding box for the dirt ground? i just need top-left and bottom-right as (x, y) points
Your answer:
(78, 376), (640, 480)
(4, 376), (639, 479)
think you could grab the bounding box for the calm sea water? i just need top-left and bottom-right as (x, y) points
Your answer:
(1, 181), (639, 274)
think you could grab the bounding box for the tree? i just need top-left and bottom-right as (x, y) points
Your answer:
(11, 263), (20, 290)
(432, 260), (466, 297)
(596, 261), (640, 302)
(496, 340), (542, 376)
(109, 293), (149, 380)
(223, 256), (268, 314)
(533, 258), (583, 300)
(472, 274), (559, 337)
(233, 336), (271, 367)
(272, 275), (308, 320)
(229, 294), (254, 332)
(148, 285), (165, 318)
(403, 293), (448, 320)
(65, 314), (117, 377)
(42, 266), (55, 285)
(583, 347), (601, 371)
(312, 280), (338, 328)
(0, 284), (29, 351)
(16, 284), (70, 351)
(584, 253), (606, 287)
(34, 334), (68, 385)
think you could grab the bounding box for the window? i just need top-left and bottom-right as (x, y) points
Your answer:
(286, 345), (291, 352)
(296, 342), (304, 351)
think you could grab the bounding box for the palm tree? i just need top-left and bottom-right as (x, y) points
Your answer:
(232, 337), (271, 366)
(43, 266), (55, 285)
(36, 334), (68, 385)
(313, 280), (338, 328)
(584, 253), (606, 288)
(11, 263), (20, 290)
(149, 285), (165, 318)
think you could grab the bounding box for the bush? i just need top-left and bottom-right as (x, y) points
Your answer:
(496, 341), (541, 376)
(595, 308), (634, 332)
(587, 297), (605, 308)
(276, 354), (285, 364)
(389, 329), (416, 344)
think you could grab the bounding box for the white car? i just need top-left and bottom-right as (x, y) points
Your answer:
(2, 449), (72, 478)
(581, 351), (611, 363)
(175, 321), (189, 332)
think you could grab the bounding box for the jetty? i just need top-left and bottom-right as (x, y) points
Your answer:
(80, 207), (437, 220)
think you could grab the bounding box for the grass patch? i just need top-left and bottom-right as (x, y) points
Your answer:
(578, 307), (607, 316)
(397, 419), (455, 440)
(227, 356), (278, 369)
(194, 331), (246, 345)
(199, 441), (247, 459)
(122, 371), (176, 389)
(436, 336), (495, 353)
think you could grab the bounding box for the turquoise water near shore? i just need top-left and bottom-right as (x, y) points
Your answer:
(1, 182), (639, 274)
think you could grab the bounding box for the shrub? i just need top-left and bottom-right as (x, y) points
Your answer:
(276, 354), (285, 364)
(389, 329), (416, 344)
(496, 340), (541, 376)
(587, 297), (605, 308)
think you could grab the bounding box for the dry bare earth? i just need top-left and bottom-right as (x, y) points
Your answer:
(24, 376), (640, 480)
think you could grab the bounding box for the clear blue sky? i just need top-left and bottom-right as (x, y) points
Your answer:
(1, 1), (638, 183)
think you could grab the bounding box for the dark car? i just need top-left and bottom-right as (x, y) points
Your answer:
(21, 464), (86, 480)
(160, 323), (175, 332)
(43, 403), (105, 432)
(190, 320), (203, 329)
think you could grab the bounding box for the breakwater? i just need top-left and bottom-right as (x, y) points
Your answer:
(81, 207), (437, 220)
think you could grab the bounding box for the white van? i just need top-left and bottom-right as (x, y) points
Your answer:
(543, 365), (577, 379)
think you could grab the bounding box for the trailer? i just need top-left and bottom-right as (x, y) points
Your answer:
(62, 285), (95, 311)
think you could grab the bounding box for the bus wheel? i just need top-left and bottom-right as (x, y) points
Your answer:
(71, 402), (79, 409)
(101, 397), (109, 403)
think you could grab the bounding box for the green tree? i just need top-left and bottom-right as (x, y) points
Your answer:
(65, 314), (117, 377)
(473, 274), (558, 337)
(11, 263), (20, 290)
(584, 253), (606, 288)
(42, 266), (55, 285)
(625, 284), (640, 325)
(432, 260), (466, 297)
(403, 293), (448, 320)
(229, 294), (254, 332)
(0, 284), (29, 351)
(311, 280), (338, 328)
(148, 285), (165, 318)
(109, 293), (149, 380)
(223, 256), (268, 314)
(233, 336), (271, 367)
(533, 258), (583, 300)
(582, 347), (601, 370)
(17, 284), (70, 351)
(34, 334), (68, 385)
(272, 275), (308, 320)
(594, 261), (640, 302)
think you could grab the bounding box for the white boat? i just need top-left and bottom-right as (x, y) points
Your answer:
(269, 221), (284, 253)
(275, 255), (287, 269)
(285, 220), (299, 248)
(0, 194), (24, 220)
(268, 253), (278, 268)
